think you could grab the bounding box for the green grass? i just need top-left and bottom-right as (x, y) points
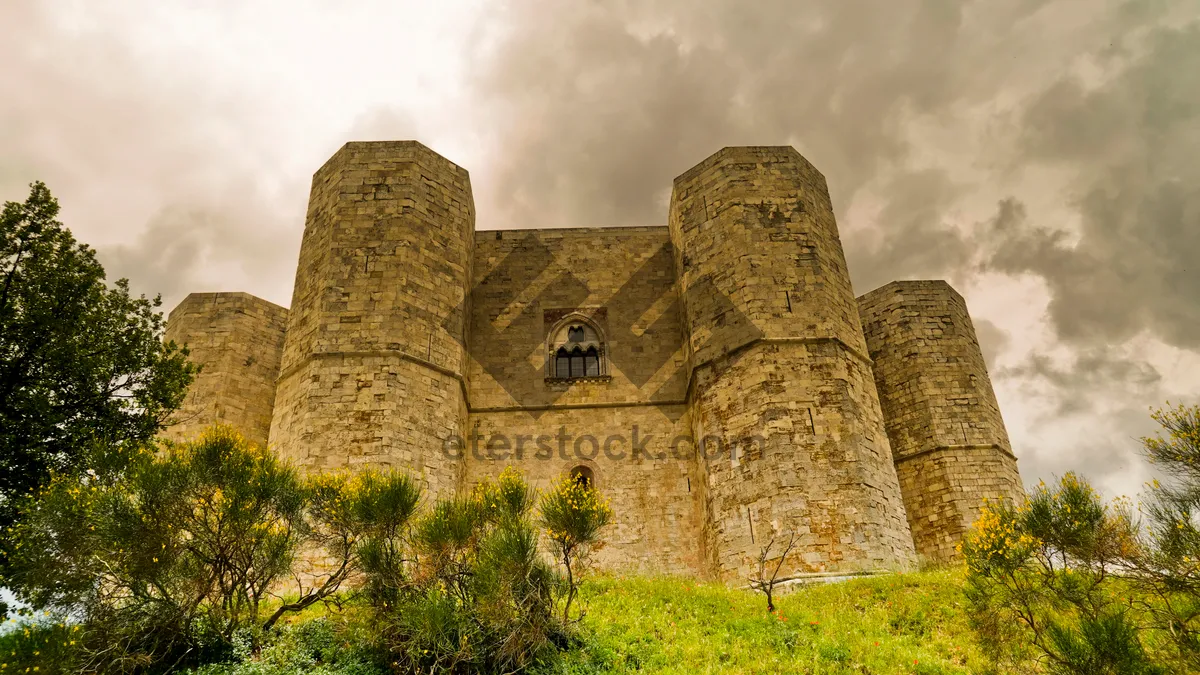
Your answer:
(3, 569), (1035, 674)
(541, 567), (1030, 675)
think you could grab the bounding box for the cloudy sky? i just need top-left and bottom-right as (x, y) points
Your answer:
(3, 0), (1197, 502)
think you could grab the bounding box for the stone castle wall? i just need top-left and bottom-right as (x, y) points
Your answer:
(463, 227), (701, 575)
(670, 147), (915, 582)
(162, 292), (287, 447)
(858, 280), (1024, 562)
(267, 141), (473, 498)
(162, 140), (1024, 581)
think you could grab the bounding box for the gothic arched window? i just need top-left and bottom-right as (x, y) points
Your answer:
(546, 316), (608, 381)
(585, 346), (599, 376)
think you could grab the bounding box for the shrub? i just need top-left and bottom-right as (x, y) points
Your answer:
(6, 435), (614, 674)
(538, 473), (613, 622)
(189, 617), (387, 675)
(0, 614), (79, 675)
(359, 467), (612, 674)
(5, 426), (309, 672)
(271, 469), (421, 627)
(962, 474), (1163, 674)
(1131, 403), (1200, 669)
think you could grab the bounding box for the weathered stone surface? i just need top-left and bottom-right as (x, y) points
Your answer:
(465, 226), (699, 574)
(670, 147), (916, 582)
(163, 292), (287, 448)
(858, 280), (1024, 562)
(163, 141), (1025, 583)
(268, 141), (474, 499)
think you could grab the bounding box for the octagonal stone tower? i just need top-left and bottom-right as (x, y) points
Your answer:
(669, 146), (916, 582)
(163, 292), (288, 447)
(858, 280), (1024, 562)
(269, 141), (474, 497)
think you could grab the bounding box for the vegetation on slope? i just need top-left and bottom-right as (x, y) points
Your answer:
(547, 569), (1012, 675)
(0, 567), (1032, 675)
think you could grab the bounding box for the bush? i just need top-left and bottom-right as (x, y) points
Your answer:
(539, 473), (613, 622)
(189, 617), (387, 675)
(270, 469), (421, 628)
(0, 614), (80, 675)
(5, 432), (616, 674)
(963, 404), (1200, 673)
(961, 474), (1163, 674)
(5, 427), (311, 672)
(1132, 403), (1200, 669)
(355, 467), (613, 674)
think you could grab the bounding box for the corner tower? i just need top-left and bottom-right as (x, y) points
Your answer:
(670, 147), (915, 581)
(858, 280), (1024, 562)
(269, 141), (474, 497)
(163, 292), (288, 447)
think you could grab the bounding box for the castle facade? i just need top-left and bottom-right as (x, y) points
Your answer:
(164, 141), (1023, 582)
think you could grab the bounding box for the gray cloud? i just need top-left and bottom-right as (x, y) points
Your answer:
(845, 169), (973, 294)
(974, 318), (1012, 372)
(985, 21), (1200, 350)
(466, 1), (1017, 232)
(0, 3), (303, 311)
(998, 346), (1164, 418)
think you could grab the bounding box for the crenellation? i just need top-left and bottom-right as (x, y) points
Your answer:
(163, 141), (1024, 581)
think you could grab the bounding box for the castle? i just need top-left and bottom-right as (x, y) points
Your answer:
(163, 141), (1024, 582)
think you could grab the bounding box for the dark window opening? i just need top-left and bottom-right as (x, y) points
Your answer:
(570, 465), (594, 489)
(550, 321), (605, 381)
(570, 347), (585, 377)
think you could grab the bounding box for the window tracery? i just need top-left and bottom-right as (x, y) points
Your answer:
(546, 316), (608, 381)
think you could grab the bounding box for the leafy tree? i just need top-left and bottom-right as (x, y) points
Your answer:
(0, 181), (195, 532)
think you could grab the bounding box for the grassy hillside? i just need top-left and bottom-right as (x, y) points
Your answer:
(544, 568), (1029, 675)
(200, 567), (1035, 675)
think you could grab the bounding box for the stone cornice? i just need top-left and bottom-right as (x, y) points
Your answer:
(893, 443), (1019, 464)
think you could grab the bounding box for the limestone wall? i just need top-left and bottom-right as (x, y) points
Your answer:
(464, 406), (702, 575)
(466, 227), (687, 410)
(269, 141), (473, 498)
(858, 280), (1024, 562)
(163, 292), (288, 447)
(463, 227), (701, 574)
(670, 147), (915, 582)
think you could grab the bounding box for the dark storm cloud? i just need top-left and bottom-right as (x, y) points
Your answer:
(0, 3), (302, 310)
(998, 347), (1164, 418)
(467, 0), (1021, 235)
(985, 21), (1200, 350)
